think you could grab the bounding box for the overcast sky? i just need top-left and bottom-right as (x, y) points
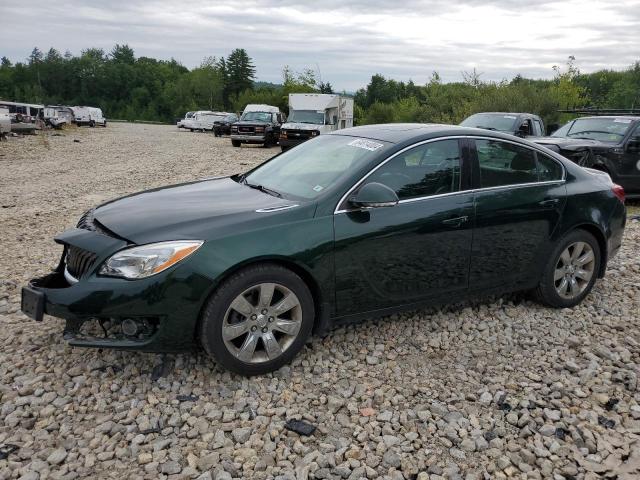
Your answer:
(2, 0), (639, 91)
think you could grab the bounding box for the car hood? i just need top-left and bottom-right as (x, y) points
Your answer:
(93, 177), (309, 244)
(530, 136), (609, 150)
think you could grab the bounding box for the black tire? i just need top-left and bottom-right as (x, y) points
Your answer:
(89, 120), (95, 128)
(281, 146), (289, 152)
(533, 229), (601, 308)
(199, 264), (315, 375)
(103, 121), (107, 127)
(231, 139), (241, 148)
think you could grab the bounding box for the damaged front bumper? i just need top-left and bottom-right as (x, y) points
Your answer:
(20, 228), (212, 352)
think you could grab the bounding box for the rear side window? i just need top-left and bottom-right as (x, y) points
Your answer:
(475, 139), (538, 187)
(537, 153), (564, 181)
(367, 139), (461, 200)
(533, 120), (544, 136)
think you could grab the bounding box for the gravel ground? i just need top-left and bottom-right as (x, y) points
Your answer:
(1, 123), (639, 480)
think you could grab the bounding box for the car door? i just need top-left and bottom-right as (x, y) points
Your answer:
(619, 122), (640, 195)
(333, 138), (474, 317)
(469, 137), (567, 291)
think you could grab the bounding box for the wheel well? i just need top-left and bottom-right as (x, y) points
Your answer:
(195, 259), (326, 342)
(573, 224), (608, 278)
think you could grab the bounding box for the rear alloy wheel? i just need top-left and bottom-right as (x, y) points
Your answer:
(200, 264), (314, 375)
(534, 230), (600, 308)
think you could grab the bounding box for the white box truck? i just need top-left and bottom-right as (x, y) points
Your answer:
(279, 94), (354, 150)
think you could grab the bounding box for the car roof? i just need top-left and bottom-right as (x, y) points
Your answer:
(468, 112), (534, 116)
(331, 123), (531, 144)
(573, 115), (640, 120)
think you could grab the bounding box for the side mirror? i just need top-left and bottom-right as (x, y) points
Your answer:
(627, 135), (640, 153)
(516, 124), (529, 137)
(349, 182), (399, 208)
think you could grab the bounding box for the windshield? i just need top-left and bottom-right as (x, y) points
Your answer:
(287, 110), (324, 125)
(242, 135), (390, 200)
(552, 117), (633, 143)
(460, 113), (518, 132)
(201, 114), (226, 121)
(242, 111), (273, 122)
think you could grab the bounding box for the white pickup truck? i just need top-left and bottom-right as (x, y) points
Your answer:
(279, 94), (354, 150)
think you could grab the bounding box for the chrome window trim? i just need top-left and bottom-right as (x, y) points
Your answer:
(334, 135), (567, 215)
(255, 204), (299, 213)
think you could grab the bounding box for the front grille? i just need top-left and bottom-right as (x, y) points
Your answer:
(66, 246), (97, 279)
(284, 129), (313, 140)
(238, 126), (255, 134)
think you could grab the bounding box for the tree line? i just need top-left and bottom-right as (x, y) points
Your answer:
(1, 46), (639, 128)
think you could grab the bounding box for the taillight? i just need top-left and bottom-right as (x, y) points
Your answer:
(612, 184), (625, 204)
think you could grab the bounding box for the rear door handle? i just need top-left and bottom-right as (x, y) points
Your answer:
(539, 198), (560, 207)
(442, 215), (469, 227)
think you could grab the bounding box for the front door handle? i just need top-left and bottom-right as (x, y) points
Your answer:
(442, 215), (469, 227)
(539, 198), (560, 207)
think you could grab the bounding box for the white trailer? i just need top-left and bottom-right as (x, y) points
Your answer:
(279, 94), (354, 150)
(0, 100), (43, 123)
(182, 111), (230, 132)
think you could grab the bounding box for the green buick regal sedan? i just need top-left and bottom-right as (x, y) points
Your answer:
(22, 124), (627, 375)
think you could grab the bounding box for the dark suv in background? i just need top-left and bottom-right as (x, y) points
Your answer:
(533, 115), (640, 199)
(461, 112), (546, 138)
(213, 113), (239, 137)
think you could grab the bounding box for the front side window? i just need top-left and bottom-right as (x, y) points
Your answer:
(476, 139), (538, 187)
(533, 120), (544, 136)
(366, 139), (461, 200)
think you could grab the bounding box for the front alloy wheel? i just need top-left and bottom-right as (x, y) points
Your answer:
(222, 283), (302, 363)
(200, 264), (314, 375)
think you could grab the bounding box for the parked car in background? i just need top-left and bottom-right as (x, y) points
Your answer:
(532, 115), (640, 199)
(177, 111), (196, 128)
(183, 111), (231, 132)
(0, 100), (43, 123)
(460, 112), (545, 138)
(230, 104), (284, 147)
(43, 105), (75, 128)
(213, 113), (239, 136)
(72, 106), (106, 127)
(21, 124), (626, 375)
(279, 94), (354, 150)
(0, 106), (10, 139)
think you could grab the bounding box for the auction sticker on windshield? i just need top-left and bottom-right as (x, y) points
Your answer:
(348, 139), (384, 151)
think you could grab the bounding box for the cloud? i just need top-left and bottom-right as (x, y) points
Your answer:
(1, 0), (639, 90)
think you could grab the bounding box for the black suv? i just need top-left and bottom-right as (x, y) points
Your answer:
(533, 116), (640, 199)
(230, 110), (284, 148)
(460, 112), (546, 138)
(213, 113), (239, 137)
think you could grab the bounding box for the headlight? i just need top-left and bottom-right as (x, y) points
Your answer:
(255, 126), (265, 133)
(99, 241), (203, 279)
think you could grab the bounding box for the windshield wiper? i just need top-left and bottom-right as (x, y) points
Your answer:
(243, 179), (283, 198)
